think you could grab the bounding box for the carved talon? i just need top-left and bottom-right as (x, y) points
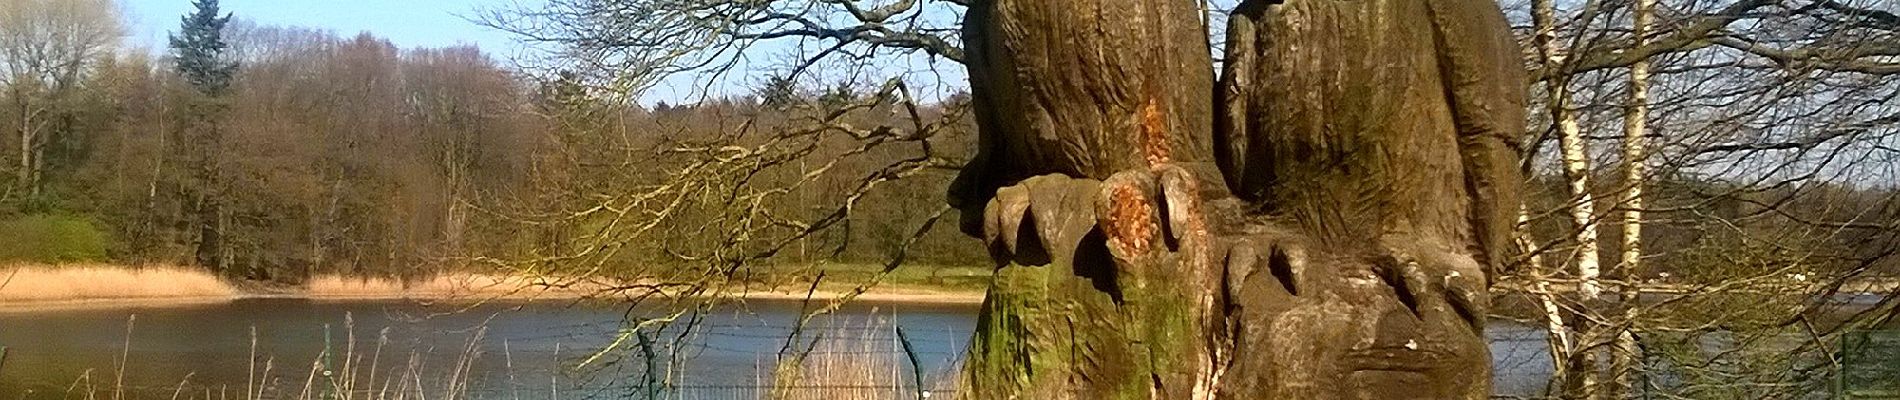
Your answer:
(985, 184), (1038, 263)
(1224, 242), (1262, 300)
(1445, 275), (1487, 331)
(1373, 249), (1489, 331)
(1156, 165), (1203, 246)
(1096, 164), (1213, 258)
(1224, 233), (1307, 301)
(1098, 172), (1162, 259)
(1438, 256), (1490, 331)
(981, 175), (1105, 267)
(1374, 253), (1433, 317)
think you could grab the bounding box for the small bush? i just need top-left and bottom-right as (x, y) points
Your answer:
(0, 214), (110, 263)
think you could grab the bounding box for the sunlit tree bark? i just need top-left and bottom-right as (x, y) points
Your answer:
(1532, 0), (1603, 302)
(1605, 0), (1655, 394)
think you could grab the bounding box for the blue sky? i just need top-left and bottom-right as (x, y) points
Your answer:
(122, 0), (528, 56)
(118, 0), (968, 103)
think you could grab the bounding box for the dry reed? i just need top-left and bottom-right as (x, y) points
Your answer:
(50, 312), (490, 400)
(20, 312), (967, 400)
(302, 274), (547, 299)
(0, 263), (236, 303)
(0, 263), (557, 304)
(767, 319), (957, 400)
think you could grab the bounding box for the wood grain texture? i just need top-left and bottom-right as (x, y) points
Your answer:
(954, 0), (1527, 396)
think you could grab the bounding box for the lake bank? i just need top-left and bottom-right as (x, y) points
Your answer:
(0, 264), (986, 312)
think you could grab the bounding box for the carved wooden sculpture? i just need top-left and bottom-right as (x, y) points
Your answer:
(949, 0), (1525, 397)
(1214, 0), (1526, 396)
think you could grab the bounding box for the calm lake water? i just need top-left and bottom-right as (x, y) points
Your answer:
(0, 299), (1555, 399)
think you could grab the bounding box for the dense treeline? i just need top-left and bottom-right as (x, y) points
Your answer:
(0, 0), (982, 281)
(3, 25), (541, 278)
(503, 73), (986, 286)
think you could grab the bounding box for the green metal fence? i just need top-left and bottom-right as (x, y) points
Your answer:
(1843, 330), (1900, 399)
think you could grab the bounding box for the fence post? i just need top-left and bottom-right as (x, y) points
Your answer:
(1839, 331), (1848, 400)
(1, 346), (9, 375)
(895, 326), (926, 400)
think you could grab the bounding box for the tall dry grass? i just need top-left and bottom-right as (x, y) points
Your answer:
(0, 263), (236, 303)
(0, 263), (560, 304)
(0, 263), (969, 307)
(47, 313), (493, 400)
(21, 303), (966, 400)
(767, 320), (959, 400)
(303, 274), (548, 299)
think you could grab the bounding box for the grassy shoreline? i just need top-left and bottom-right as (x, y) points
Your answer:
(0, 263), (987, 312)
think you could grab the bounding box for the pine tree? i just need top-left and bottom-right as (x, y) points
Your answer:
(169, 0), (238, 276)
(816, 81), (857, 108)
(170, 0), (237, 95)
(755, 75), (799, 109)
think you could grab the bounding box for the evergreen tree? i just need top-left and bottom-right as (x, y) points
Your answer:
(817, 81), (858, 109)
(755, 75), (799, 109)
(168, 0), (238, 276)
(170, 0), (237, 95)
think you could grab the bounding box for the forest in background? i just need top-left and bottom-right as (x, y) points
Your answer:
(5, 0), (1900, 290)
(0, 0), (984, 282)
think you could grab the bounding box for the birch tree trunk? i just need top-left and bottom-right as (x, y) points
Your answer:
(138, 101), (169, 262)
(1607, 0), (1655, 395)
(15, 108), (32, 195)
(13, 93), (43, 197)
(1533, 0), (1602, 301)
(1520, 207), (1577, 393)
(1531, 0), (1603, 396)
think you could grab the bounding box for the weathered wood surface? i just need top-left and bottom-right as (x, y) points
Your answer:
(947, 0), (1222, 234)
(951, 0), (1527, 397)
(959, 169), (1227, 399)
(1218, 0), (1526, 272)
(950, 0), (1229, 397)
